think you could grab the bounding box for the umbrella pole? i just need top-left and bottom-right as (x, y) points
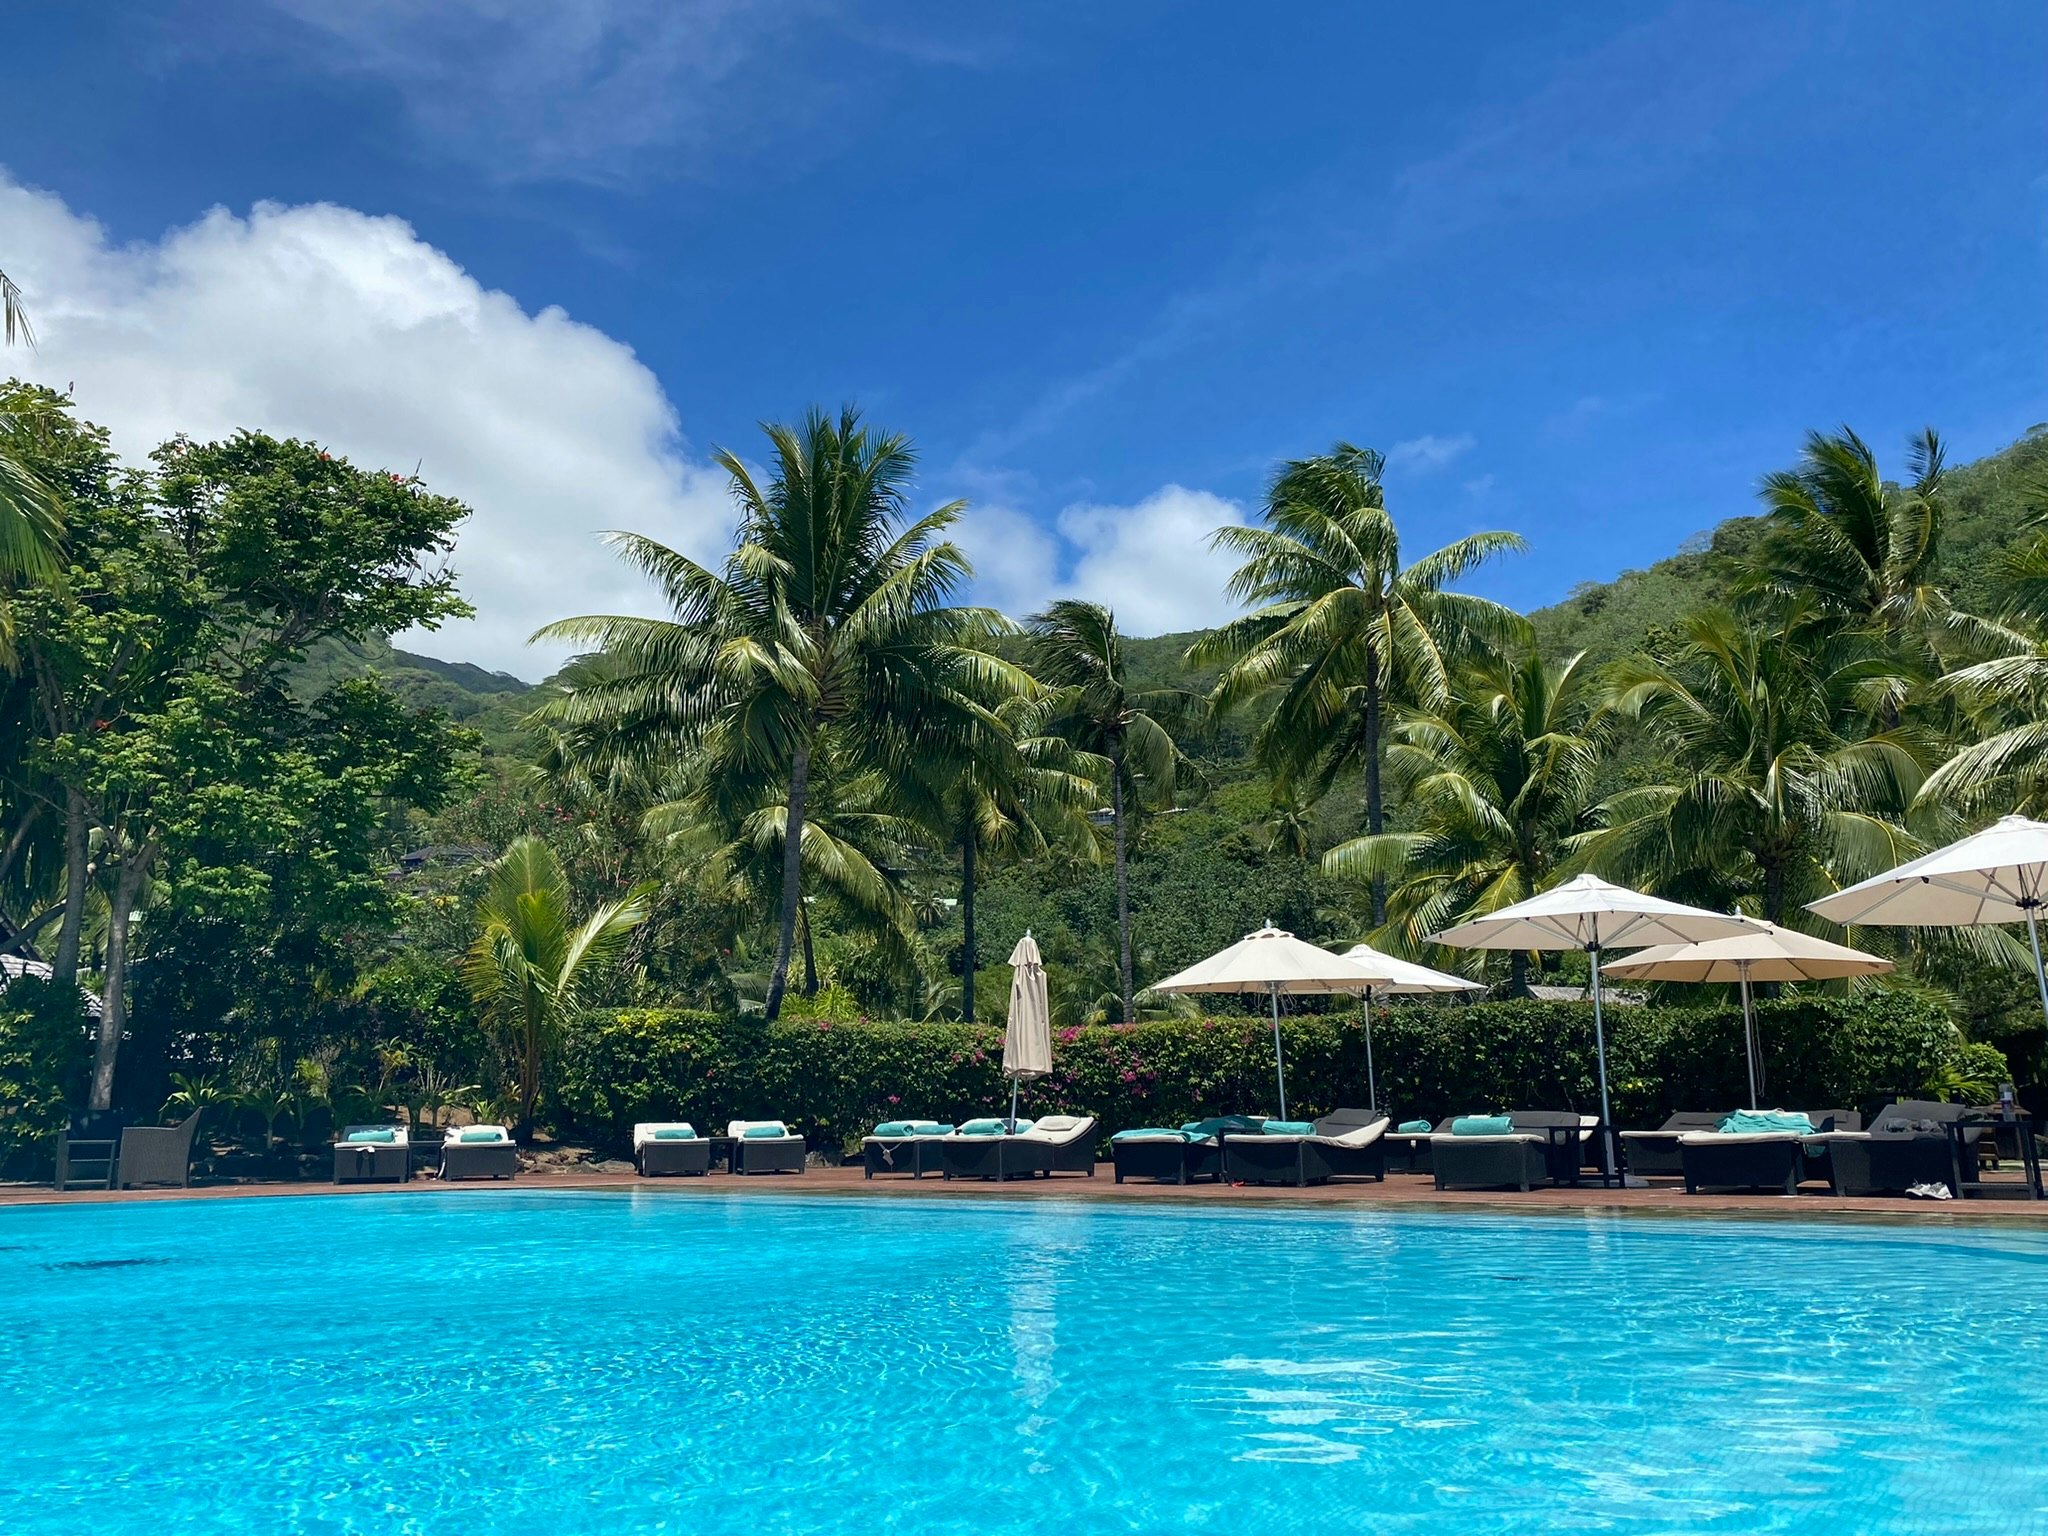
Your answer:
(2028, 906), (2048, 1038)
(1007, 1075), (1020, 1134)
(1363, 986), (1377, 1115)
(1588, 941), (1617, 1179)
(1270, 983), (1288, 1123)
(1740, 965), (1759, 1111)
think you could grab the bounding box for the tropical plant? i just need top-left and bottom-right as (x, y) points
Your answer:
(0, 404), (66, 669)
(1193, 442), (1526, 922)
(461, 835), (650, 1137)
(534, 406), (1020, 1020)
(1026, 599), (1195, 1023)
(1327, 647), (1600, 990)
(162, 1070), (235, 1130)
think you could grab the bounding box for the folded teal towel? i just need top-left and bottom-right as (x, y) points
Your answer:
(345, 1128), (397, 1144)
(872, 1121), (913, 1138)
(1452, 1115), (1513, 1136)
(1398, 1119), (1433, 1134)
(744, 1124), (788, 1139)
(910, 1123), (953, 1136)
(458, 1128), (503, 1143)
(958, 1117), (1007, 1136)
(1717, 1110), (1815, 1136)
(1112, 1128), (1187, 1142)
(653, 1127), (696, 1140)
(1261, 1121), (1315, 1136)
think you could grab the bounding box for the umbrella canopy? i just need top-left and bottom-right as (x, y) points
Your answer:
(1337, 942), (1482, 1113)
(1152, 924), (1381, 1121)
(1603, 926), (1891, 1109)
(1807, 814), (2048, 927)
(1003, 932), (1053, 1079)
(1431, 873), (1763, 952)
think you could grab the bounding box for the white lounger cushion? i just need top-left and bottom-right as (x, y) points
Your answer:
(1257, 1116), (1390, 1146)
(1427, 1132), (1546, 1146)
(727, 1120), (800, 1142)
(334, 1124), (409, 1148)
(633, 1122), (698, 1150)
(444, 1124), (510, 1144)
(1020, 1114), (1097, 1145)
(1677, 1130), (1817, 1146)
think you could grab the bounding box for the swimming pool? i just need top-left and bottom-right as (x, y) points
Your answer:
(2, 1192), (2044, 1535)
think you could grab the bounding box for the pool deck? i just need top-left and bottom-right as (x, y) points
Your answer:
(5, 1162), (2045, 1224)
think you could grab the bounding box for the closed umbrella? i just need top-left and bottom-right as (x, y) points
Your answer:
(1337, 942), (1483, 1113)
(1003, 932), (1052, 1131)
(1807, 814), (2048, 1035)
(1151, 923), (1381, 1122)
(1601, 926), (1892, 1109)
(1432, 874), (1761, 1173)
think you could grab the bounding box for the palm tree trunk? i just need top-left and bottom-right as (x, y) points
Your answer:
(1509, 949), (1529, 998)
(53, 789), (88, 984)
(800, 905), (817, 996)
(961, 830), (977, 1022)
(1364, 659), (1385, 927)
(518, 993), (542, 1141)
(765, 740), (812, 1021)
(88, 858), (143, 1111)
(1111, 731), (1133, 1024)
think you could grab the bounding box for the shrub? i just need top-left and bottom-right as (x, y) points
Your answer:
(0, 976), (92, 1178)
(555, 993), (1957, 1155)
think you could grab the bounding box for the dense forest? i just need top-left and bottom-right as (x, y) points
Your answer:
(4, 381), (2047, 1155)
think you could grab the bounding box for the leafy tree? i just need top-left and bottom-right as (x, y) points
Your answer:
(1026, 599), (1194, 1023)
(1194, 442), (1525, 922)
(1328, 647), (1600, 991)
(535, 406), (1019, 1020)
(462, 835), (648, 1138)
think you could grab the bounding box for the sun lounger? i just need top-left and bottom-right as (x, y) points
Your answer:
(728, 1119), (806, 1174)
(938, 1119), (1053, 1181)
(1381, 1117), (1437, 1173)
(1224, 1110), (1390, 1186)
(1429, 1115), (1552, 1191)
(1109, 1129), (1215, 1184)
(116, 1110), (203, 1189)
(1821, 1101), (1982, 1197)
(440, 1124), (519, 1181)
(1678, 1108), (1857, 1194)
(861, 1121), (953, 1178)
(333, 1123), (411, 1183)
(1016, 1113), (1100, 1175)
(1619, 1112), (1730, 1177)
(634, 1122), (711, 1176)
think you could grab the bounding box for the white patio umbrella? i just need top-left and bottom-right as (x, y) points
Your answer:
(1601, 926), (1892, 1109)
(1337, 942), (1484, 1113)
(1431, 874), (1761, 1172)
(1003, 932), (1052, 1130)
(1807, 814), (2048, 1035)
(1151, 923), (1382, 1121)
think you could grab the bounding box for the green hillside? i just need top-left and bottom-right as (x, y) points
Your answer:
(297, 635), (540, 759)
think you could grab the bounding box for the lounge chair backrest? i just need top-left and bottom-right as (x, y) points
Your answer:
(1314, 1107), (1380, 1135)
(1507, 1110), (1586, 1132)
(1031, 1114), (1086, 1134)
(1807, 1108), (1860, 1132)
(1660, 1112), (1728, 1132)
(1869, 1100), (1969, 1133)
(340, 1123), (410, 1144)
(444, 1124), (510, 1143)
(727, 1119), (791, 1139)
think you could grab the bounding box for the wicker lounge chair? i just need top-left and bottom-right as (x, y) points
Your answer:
(1109, 1129), (1216, 1184)
(115, 1110), (203, 1189)
(1381, 1119), (1437, 1173)
(332, 1124), (411, 1183)
(938, 1121), (1054, 1180)
(1429, 1116), (1552, 1191)
(634, 1122), (712, 1176)
(440, 1124), (520, 1181)
(1619, 1112), (1731, 1178)
(861, 1122), (952, 1178)
(1017, 1113), (1100, 1175)
(1678, 1109), (1857, 1194)
(728, 1119), (806, 1174)
(1822, 1101), (1981, 1196)
(54, 1110), (125, 1191)
(1224, 1111), (1391, 1186)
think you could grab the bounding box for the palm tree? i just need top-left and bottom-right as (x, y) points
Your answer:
(0, 268), (28, 348)
(1192, 442), (1526, 922)
(1583, 606), (1924, 923)
(0, 398), (66, 670)
(1327, 647), (1600, 991)
(1026, 599), (1193, 1023)
(462, 836), (649, 1138)
(534, 406), (1020, 1019)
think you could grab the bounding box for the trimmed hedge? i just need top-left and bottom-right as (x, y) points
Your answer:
(555, 993), (1962, 1155)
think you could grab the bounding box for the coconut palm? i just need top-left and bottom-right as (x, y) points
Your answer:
(1026, 599), (1194, 1023)
(462, 835), (649, 1138)
(1327, 647), (1600, 991)
(1193, 442), (1526, 922)
(534, 406), (1020, 1019)
(0, 405), (66, 670)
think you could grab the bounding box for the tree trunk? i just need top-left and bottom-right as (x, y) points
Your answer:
(1763, 859), (1784, 925)
(764, 740), (812, 1021)
(88, 859), (143, 1112)
(53, 789), (88, 984)
(517, 993), (541, 1142)
(961, 831), (977, 1022)
(800, 905), (817, 996)
(1112, 731), (1134, 1024)
(1363, 656), (1385, 927)
(1509, 949), (1530, 998)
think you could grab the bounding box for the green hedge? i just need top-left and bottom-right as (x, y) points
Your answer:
(555, 993), (1963, 1155)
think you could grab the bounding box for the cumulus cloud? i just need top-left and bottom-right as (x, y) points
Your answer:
(958, 485), (1249, 636)
(0, 172), (735, 675)
(1385, 431), (1476, 475)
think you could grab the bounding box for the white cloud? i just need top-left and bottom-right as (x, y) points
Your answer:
(1385, 432), (1476, 475)
(958, 485), (1249, 636)
(0, 172), (736, 677)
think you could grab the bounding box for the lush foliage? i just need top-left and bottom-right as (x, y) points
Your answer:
(0, 976), (89, 1176)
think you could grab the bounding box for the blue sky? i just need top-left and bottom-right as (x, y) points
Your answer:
(2, 1), (2043, 674)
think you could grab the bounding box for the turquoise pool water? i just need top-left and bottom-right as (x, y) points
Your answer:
(2, 1192), (2045, 1535)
